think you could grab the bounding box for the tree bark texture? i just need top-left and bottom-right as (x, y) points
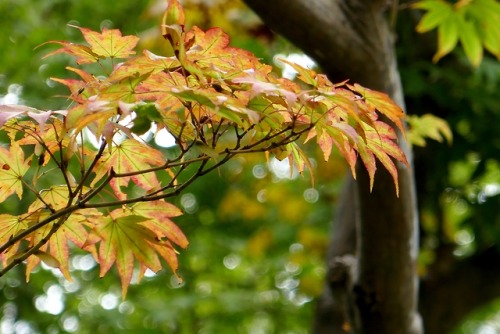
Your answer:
(243, 1), (421, 333)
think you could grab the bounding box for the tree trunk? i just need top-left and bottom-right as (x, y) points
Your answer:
(243, 1), (421, 333)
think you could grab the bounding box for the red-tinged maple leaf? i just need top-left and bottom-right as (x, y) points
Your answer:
(74, 26), (139, 59)
(348, 83), (406, 135)
(362, 121), (409, 195)
(42, 41), (99, 64)
(0, 143), (30, 202)
(20, 201), (102, 281)
(317, 128), (333, 162)
(99, 73), (149, 104)
(69, 100), (118, 142)
(135, 71), (186, 110)
(232, 75), (298, 109)
(47, 209), (102, 280)
(25, 221), (51, 281)
(96, 211), (163, 298)
(25, 109), (67, 133)
(107, 50), (181, 82)
(288, 142), (314, 181)
(127, 201), (187, 248)
(319, 90), (365, 126)
(325, 126), (359, 178)
(186, 27), (260, 77)
(91, 139), (165, 200)
(51, 67), (102, 102)
(170, 87), (256, 127)
(354, 137), (378, 191)
(150, 241), (180, 280)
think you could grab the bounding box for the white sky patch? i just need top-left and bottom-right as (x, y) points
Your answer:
(154, 127), (177, 148)
(268, 157), (299, 180)
(274, 53), (316, 80)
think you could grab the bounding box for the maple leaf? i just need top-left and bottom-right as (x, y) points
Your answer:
(96, 210), (162, 298)
(74, 25), (139, 59)
(186, 26), (261, 78)
(50, 67), (103, 102)
(43, 26), (139, 64)
(91, 139), (166, 199)
(135, 71), (186, 110)
(232, 74), (298, 110)
(127, 201), (187, 281)
(107, 50), (181, 82)
(348, 83), (405, 134)
(406, 114), (452, 147)
(0, 143), (30, 202)
(354, 120), (409, 195)
(28, 185), (72, 212)
(91, 201), (186, 297)
(0, 214), (29, 267)
(47, 209), (101, 280)
(22, 207), (101, 281)
(128, 201), (187, 248)
(42, 41), (100, 64)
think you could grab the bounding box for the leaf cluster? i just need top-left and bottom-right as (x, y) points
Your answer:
(0, 0), (407, 296)
(413, 0), (500, 67)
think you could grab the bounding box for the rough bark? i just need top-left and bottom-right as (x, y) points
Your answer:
(243, 0), (421, 333)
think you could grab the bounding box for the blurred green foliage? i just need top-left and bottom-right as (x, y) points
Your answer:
(0, 0), (499, 333)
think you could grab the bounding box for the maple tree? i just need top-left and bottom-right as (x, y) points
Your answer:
(0, 0), (409, 297)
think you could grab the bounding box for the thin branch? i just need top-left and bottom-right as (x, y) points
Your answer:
(0, 203), (80, 255)
(0, 214), (70, 277)
(20, 179), (54, 213)
(72, 139), (107, 197)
